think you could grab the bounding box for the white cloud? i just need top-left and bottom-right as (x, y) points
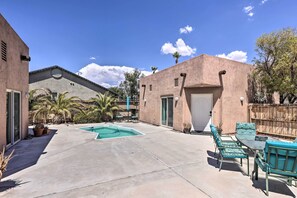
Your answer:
(243, 6), (253, 13)
(161, 38), (196, 56)
(261, 0), (268, 5)
(243, 5), (254, 17)
(216, 51), (248, 63)
(89, 57), (96, 60)
(248, 12), (254, 17)
(77, 63), (151, 88)
(179, 25), (193, 34)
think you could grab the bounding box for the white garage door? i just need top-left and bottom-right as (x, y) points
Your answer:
(191, 94), (213, 132)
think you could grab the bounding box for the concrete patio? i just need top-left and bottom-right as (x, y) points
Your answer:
(0, 122), (296, 198)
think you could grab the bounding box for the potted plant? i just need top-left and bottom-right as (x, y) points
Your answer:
(183, 123), (192, 133)
(216, 122), (223, 135)
(43, 126), (50, 135)
(0, 147), (14, 181)
(33, 123), (44, 137)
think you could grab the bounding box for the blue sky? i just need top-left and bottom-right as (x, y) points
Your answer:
(1, 0), (297, 87)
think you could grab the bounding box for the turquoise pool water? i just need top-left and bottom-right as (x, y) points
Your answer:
(81, 125), (142, 139)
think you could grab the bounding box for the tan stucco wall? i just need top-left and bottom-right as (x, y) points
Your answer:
(139, 54), (253, 133)
(0, 14), (29, 148)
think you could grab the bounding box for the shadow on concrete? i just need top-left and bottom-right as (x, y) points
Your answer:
(188, 131), (212, 137)
(207, 150), (246, 174)
(252, 177), (295, 197)
(3, 129), (57, 178)
(207, 150), (217, 158)
(0, 179), (29, 192)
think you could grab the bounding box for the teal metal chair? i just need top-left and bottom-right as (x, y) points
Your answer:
(236, 122), (256, 136)
(210, 124), (239, 154)
(210, 124), (249, 175)
(253, 140), (297, 196)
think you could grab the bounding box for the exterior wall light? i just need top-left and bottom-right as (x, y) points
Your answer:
(240, 96), (244, 105)
(180, 73), (187, 77)
(175, 97), (179, 101)
(25, 92), (29, 98)
(20, 55), (31, 62)
(219, 70), (226, 75)
(144, 99), (147, 102)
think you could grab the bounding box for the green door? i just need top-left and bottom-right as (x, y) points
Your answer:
(13, 92), (21, 142)
(161, 98), (167, 125)
(6, 91), (21, 146)
(167, 97), (173, 127)
(161, 97), (173, 127)
(6, 92), (12, 145)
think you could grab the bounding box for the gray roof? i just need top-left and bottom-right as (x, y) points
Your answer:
(29, 65), (117, 96)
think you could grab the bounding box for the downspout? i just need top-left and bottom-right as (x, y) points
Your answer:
(219, 70), (226, 127)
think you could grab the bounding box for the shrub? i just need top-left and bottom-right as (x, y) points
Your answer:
(73, 111), (99, 124)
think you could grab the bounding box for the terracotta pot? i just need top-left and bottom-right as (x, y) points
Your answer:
(34, 128), (44, 137)
(43, 128), (50, 135)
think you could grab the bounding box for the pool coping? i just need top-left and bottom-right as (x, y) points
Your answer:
(80, 124), (145, 140)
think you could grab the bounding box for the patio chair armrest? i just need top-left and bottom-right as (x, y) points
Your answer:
(255, 152), (270, 171)
(256, 152), (265, 160)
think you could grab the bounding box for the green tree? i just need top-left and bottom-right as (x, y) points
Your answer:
(253, 28), (297, 104)
(109, 86), (125, 100)
(151, 66), (158, 74)
(120, 69), (143, 100)
(89, 93), (119, 122)
(173, 51), (181, 64)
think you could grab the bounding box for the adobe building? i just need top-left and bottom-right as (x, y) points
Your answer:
(139, 54), (253, 133)
(29, 66), (115, 100)
(0, 14), (30, 148)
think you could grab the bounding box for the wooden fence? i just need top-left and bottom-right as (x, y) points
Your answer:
(248, 104), (297, 139)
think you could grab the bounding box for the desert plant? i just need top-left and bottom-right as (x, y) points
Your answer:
(73, 111), (99, 124)
(183, 123), (192, 133)
(34, 123), (44, 137)
(89, 93), (119, 122)
(216, 122), (223, 135)
(43, 126), (50, 135)
(0, 147), (14, 181)
(33, 91), (83, 123)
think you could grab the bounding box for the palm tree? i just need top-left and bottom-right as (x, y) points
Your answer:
(151, 66), (158, 74)
(49, 92), (83, 123)
(33, 91), (83, 123)
(173, 51), (181, 64)
(89, 93), (119, 122)
(30, 88), (54, 123)
(29, 88), (53, 111)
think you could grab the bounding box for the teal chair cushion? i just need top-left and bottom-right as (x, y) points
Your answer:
(262, 140), (297, 176)
(210, 124), (239, 148)
(221, 147), (247, 158)
(210, 124), (223, 147)
(236, 122), (256, 136)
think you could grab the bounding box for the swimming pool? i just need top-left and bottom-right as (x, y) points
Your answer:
(81, 125), (143, 139)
